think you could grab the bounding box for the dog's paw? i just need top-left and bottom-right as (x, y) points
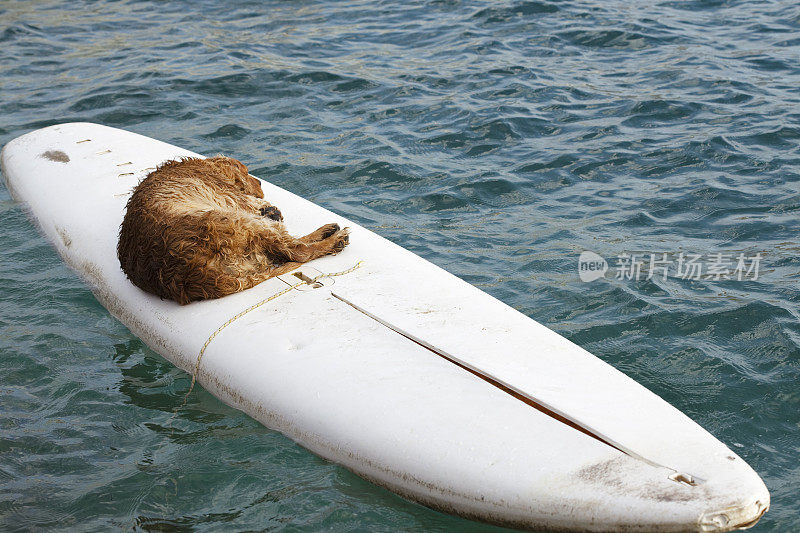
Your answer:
(330, 227), (350, 254)
(319, 223), (340, 240)
(259, 205), (283, 221)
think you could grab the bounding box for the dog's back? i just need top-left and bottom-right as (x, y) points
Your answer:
(118, 156), (349, 304)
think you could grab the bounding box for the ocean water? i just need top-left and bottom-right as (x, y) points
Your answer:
(1, 0), (798, 531)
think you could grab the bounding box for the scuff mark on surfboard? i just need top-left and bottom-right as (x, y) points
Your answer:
(56, 226), (72, 248)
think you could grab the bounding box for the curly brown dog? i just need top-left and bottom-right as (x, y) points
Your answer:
(117, 156), (349, 305)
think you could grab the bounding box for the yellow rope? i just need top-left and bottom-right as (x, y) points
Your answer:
(177, 260), (364, 410)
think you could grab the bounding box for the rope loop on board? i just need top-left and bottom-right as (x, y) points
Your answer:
(174, 260), (364, 414)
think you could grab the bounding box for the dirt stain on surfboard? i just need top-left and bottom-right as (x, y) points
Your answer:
(576, 456), (700, 503)
(40, 150), (70, 163)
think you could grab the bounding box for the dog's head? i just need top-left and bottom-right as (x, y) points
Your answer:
(208, 156), (264, 199)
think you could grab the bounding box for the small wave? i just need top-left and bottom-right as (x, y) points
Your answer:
(203, 124), (250, 140)
(472, 1), (559, 24)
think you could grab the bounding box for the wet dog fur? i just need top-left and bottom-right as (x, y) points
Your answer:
(117, 156), (349, 304)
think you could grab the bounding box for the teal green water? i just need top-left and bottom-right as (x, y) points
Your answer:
(1, 0), (798, 531)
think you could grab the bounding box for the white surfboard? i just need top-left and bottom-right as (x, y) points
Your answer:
(1, 123), (769, 532)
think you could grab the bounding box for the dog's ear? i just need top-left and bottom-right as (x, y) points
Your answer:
(207, 156), (264, 198)
(244, 174), (265, 198)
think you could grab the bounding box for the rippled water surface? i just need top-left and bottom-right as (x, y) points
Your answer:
(1, 0), (799, 531)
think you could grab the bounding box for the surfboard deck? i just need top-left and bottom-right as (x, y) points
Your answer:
(1, 123), (769, 532)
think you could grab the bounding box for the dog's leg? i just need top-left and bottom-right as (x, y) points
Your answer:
(269, 262), (303, 276)
(179, 258), (304, 304)
(171, 215), (347, 304)
(193, 212), (347, 264)
(256, 223), (350, 263)
(299, 223), (340, 243)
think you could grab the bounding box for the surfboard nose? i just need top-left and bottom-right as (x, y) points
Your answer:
(694, 455), (770, 532)
(560, 444), (769, 533)
(699, 498), (769, 532)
